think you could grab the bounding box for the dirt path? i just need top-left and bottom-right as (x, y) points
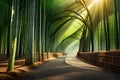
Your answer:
(10, 57), (119, 80)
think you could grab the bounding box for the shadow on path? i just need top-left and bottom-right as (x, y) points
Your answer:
(16, 57), (120, 80)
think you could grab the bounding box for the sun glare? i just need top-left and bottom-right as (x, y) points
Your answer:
(94, 0), (99, 3)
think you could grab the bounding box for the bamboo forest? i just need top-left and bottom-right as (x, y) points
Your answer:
(0, 0), (120, 80)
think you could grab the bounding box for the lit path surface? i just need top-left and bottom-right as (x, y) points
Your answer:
(20, 57), (120, 80)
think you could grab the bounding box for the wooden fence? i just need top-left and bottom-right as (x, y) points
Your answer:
(77, 50), (120, 73)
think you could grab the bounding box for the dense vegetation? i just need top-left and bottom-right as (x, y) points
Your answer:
(0, 0), (119, 71)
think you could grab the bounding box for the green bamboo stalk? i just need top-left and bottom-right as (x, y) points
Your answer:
(78, 0), (94, 52)
(118, 0), (120, 48)
(41, 0), (46, 61)
(7, 0), (12, 58)
(103, 0), (110, 50)
(38, 0), (42, 61)
(7, 0), (15, 71)
(114, 0), (119, 49)
(7, 0), (19, 71)
(25, 0), (35, 65)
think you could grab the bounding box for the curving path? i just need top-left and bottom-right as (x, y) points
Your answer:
(18, 57), (120, 80)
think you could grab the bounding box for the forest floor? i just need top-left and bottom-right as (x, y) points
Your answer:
(0, 57), (119, 80)
(0, 55), (25, 72)
(0, 53), (64, 80)
(0, 55), (120, 80)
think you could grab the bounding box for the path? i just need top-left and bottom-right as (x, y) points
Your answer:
(17, 56), (120, 80)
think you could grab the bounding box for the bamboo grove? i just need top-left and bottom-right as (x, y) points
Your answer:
(0, 0), (120, 71)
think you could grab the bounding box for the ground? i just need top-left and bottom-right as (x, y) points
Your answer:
(0, 53), (63, 80)
(0, 55), (120, 80)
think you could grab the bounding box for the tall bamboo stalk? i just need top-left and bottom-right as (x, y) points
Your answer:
(7, 0), (12, 58)
(7, 0), (20, 71)
(103, 0), (110, 50)
(114, 0), (119, 49)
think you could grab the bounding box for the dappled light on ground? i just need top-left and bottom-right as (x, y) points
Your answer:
(66, 57), (101, 70)
(0, 53), (65, 79)
(12, 57), (120, 80)
(0, 55), (25, 72)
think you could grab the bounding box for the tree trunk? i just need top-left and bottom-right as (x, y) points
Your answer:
(7, 0), (19, 71)
(114, 0), (119, 49)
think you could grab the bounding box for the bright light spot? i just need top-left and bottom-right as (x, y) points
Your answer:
(12, 9), (14, 15)
(94, 0), (99, 3)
